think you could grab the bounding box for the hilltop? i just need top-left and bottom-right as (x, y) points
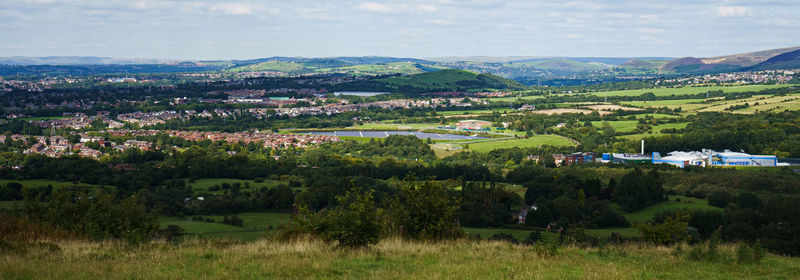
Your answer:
(659, 46), (800, 74)
(750, 49), (800, 70)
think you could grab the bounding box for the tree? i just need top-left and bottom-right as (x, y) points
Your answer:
(386, 182), (464, 241)
(293, 189), (380, 248)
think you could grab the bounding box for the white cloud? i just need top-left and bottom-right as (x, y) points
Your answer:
(636, 27), (664, 34)
(356, 2), (393, 13)
(716, 6), (749, 17)
(417, 4), (438, 13)
(209, 3), (254, 15)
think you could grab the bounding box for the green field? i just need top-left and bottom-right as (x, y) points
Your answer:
(587, 84), (790, 97)
(160, 212), (291, 241)
(0, 179), (107, 190)
(5, 238), (799, 279)
(188, 178), (289, 194)
(619, 196), (722, 224)
(431, 135), (576, 157)
(616, 122), (690, 140)
(591, 120), (640, 133)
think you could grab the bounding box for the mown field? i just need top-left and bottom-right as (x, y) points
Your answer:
(3, 238), (799, 279)
(487, 85), (790, 102)
(622, 93), (800, 114)
(586, 84), (790, 97)
(464, 135), (576, 153)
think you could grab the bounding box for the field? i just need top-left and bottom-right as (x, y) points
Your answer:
(188, 178), (290, 194)
(618, 196), (722, 224)
(3, 238), (799, 279)
(616, 122), (690, 140)
(456, 135), (576, 153)
(586, 84), (790, 97)
(0, 179), (107, 193)
(160, 212), (291, 241)
(591, 120), (640, 132)
(622, 93), (800, 114)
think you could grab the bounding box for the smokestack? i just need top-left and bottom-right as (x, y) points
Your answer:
(641, 139), (645, 155)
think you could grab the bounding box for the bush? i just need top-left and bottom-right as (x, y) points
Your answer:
(287, 189), (380, 248)
(637, 211), (690, 245)
(488, 233), (518, 244)
(385, 182), (464, 241)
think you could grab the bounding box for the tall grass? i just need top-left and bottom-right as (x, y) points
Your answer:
(2, 237), (799, 279)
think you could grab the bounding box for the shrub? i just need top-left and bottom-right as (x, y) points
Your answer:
(534, 230), (561, 257)
(637, 211), (690, 245)
(488, 233), (518, 244)
(285, 189), (380, 248)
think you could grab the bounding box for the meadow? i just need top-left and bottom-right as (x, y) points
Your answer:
(188, 178), (290, 194)
(459, 135), (576, 153)
(160, 212), (291, 242)
(2, 238), (799, 279)
(586, 84), (790, 97)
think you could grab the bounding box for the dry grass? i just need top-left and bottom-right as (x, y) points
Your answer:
(2, 238), (800, 279)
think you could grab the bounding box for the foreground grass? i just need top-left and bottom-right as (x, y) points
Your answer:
(2, 238), (799, 279)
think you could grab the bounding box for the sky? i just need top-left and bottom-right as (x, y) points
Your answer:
(1, 0), (799, 60)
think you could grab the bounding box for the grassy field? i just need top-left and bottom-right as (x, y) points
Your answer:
(587, 84), (790, 97)
(591, 120), (640, 132)
(622, 93), (800, 114)
(160, 212), (291, 241)
(188, 178), (289, 194)
(3, 238), (799, 279)
(0, 179), (107, 192)
(463, 135), (576, 153)
(619, 196), (722, 224)
(616, 122), (690, 140)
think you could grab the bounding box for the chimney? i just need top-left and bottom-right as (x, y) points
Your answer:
(641, 139), (645, 155)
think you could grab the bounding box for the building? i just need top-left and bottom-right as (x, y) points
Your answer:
(455, 120), (492, 131)
(651, 150), (777, 168)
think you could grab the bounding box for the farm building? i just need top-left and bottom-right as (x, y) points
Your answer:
(456, 120), (492, 131)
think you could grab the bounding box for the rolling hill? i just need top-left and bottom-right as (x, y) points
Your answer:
(659, 46), (800, 74)
(750, 49), (800, 70)
(378, 69), (526, 93)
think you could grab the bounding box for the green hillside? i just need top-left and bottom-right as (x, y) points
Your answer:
(379, 69), (526, 92)
(227, 60), (434, 76)
(507, 59), (609, 72)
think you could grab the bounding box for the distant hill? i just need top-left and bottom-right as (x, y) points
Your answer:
(506, 59), (610, 73)
(378, 69), (526, 93)
(749, 49), (800, 70)
(658, 46), (800, 74)
(0, 56), (178, 65)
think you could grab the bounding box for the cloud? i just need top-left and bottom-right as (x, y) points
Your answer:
(417, 4), (438, 13)
(209, 3), (254, 15)
(716, 6), (749, 17)
(356, 2), (393, 13)
(636, 27), (664, 34)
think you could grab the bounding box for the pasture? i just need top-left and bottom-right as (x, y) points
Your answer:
(462, 135), (577, 153)
(586, 84), (790, 97)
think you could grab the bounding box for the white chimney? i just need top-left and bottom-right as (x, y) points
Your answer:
(641, 139), (645, 155)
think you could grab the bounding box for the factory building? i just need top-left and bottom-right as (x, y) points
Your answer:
(652, 150), (777, 168)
